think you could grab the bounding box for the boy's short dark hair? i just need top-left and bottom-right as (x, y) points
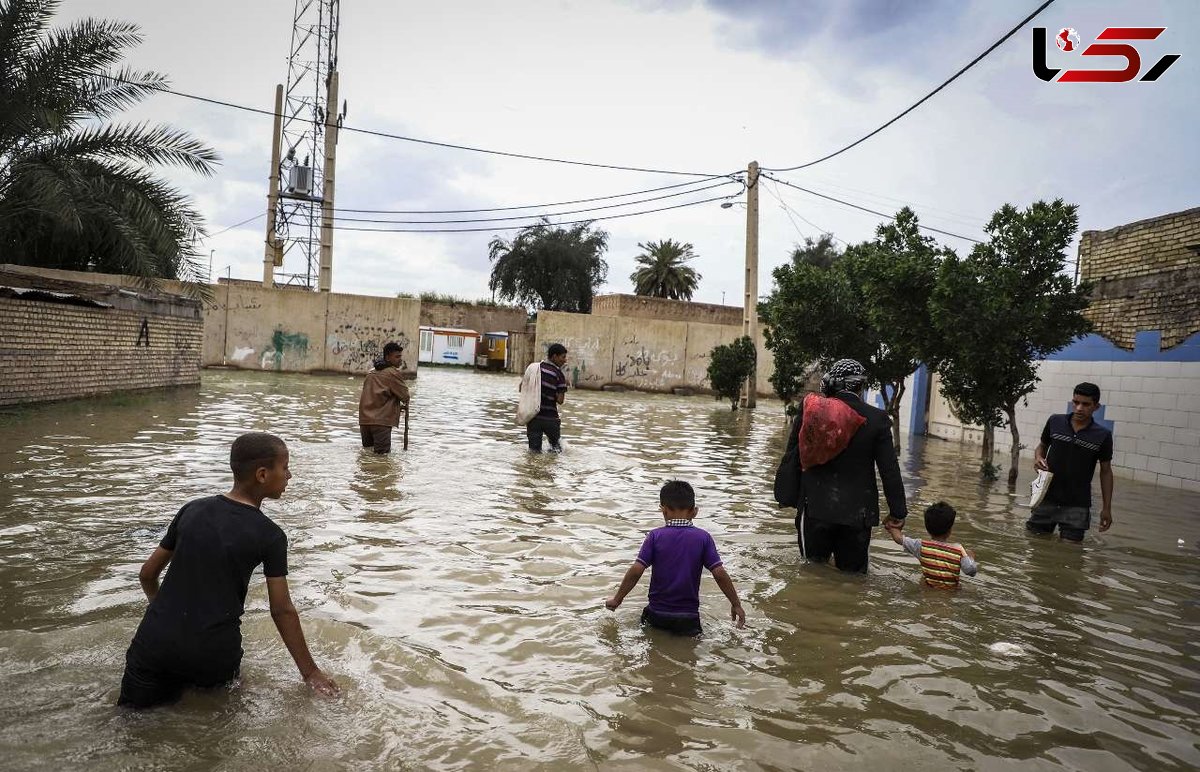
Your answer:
(924, 501), (957, 538)
(1073, 382), (1101, 402)
(660, 480), (695, 511)
(230, 432), (287, 481)
(547, 343), (567, 357)
(383, 341), (403, 357)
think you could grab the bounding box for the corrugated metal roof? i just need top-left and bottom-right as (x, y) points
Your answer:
(0, 285), (111, 308)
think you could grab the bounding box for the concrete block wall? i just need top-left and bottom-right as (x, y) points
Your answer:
(205, 284), (421, 376)
(591, 294), (743, 327)
(535, 310), (775, 396)
(924, 331), (1200, 491)
(0, 296), (201, 406)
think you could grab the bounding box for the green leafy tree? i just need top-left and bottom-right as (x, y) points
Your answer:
(707, 335), (756, 410)
(841, 208), (947, 448)
(928, 199), (1092, 482)
(759, 234), (844, 406)
(0, 0), (219, 289)
(789, 233), (842, 270)
(630, 238), (701, 300)
(761, 209), (942, 447)
(488, 219), (609, 312)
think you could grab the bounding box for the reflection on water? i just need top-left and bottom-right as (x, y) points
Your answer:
(1, 368), (1198, 770)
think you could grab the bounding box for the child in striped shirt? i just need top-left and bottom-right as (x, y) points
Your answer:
(884, 501), (977, 589)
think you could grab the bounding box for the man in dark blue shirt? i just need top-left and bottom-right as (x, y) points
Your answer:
(527, 343), (569, 452)
(1027, 382), (1115, 542)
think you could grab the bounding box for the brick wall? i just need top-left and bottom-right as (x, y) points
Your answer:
(591, 294), (743, 327)
(1079, 207), (1200, 350)
(0, 297), (202, 406)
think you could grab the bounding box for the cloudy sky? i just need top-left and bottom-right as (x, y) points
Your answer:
(58, 0), (1199, 304)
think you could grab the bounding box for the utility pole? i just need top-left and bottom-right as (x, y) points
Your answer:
(263, 83), (284, 287)
(741, 161), (760, 408)
(317, 71), (339, 292)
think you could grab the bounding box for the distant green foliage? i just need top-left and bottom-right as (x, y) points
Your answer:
(395, 291), (519, 309)
(707, 336), (756, 410)
(630, 239), (701, 300)
(488, 219), (609, 312)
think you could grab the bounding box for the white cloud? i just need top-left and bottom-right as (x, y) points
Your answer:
(54, 0), (1199, 303)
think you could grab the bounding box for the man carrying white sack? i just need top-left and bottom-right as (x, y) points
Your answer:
(517, 343), (569, 453)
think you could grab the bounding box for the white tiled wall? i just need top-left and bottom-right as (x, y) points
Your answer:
(926, 361), (1200, 492)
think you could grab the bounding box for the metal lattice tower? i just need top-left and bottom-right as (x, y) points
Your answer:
(273, 0), (341, 289)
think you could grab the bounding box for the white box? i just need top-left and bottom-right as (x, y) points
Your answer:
(1136, 438), (1162, 456)
(1176, 394), (1200, 413)
(1112, 362), (1142, 377)
(1147, 456), (1173, 475)
(1152, 393), (1179, 411)
(1166, 377), (1196, 395)
(1170, 460), (1198, 481)
(1172, 428), (1200, 447)
(1149, 425), (1177, 443)
(1123, 453), (1149, 471)
(1166, 411), (1192, 429)
(1156, 475), (1184, 490)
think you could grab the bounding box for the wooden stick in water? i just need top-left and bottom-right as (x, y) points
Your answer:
(403, 406), (410, 450)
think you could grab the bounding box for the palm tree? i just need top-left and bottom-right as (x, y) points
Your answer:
(629, 239), (701, 301)
(0, 0), (219, 289)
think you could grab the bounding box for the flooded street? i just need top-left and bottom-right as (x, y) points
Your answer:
(1, 367), (1198, 771)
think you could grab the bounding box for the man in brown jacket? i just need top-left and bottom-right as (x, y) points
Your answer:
(358, 341), (410, 454)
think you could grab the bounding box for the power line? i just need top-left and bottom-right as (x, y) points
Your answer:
(201, 212), (264, 240)
(330, 193), (735, 234)
(763, 173), (983, 244)
(773, 174), (987, 226)
(337, 174), (741, 214)
(332, 179), (740, 224)
(94, 73), (727, 178)
(763, 0), (1058, 172)
(765, 180), (848, 245)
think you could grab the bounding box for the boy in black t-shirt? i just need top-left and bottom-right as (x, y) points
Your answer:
(118, 433), (338, 708)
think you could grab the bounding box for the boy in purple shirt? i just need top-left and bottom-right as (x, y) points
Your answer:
(605, 481), (745, 636)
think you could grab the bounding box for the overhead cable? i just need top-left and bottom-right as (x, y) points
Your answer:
(336, 174), (741, 214)
(763, 173), (983, 244)
(763, 0), (1058, 172)
(93, 73), (726, 178)
(330, 193), (735, 234)
(201, 212), (264, 240)
(332, 179), (740, 224)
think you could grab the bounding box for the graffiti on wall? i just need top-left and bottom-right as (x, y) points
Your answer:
(553, 335), (606, 384)
(614, 333), (680, 383)
(262, 330), (309, 371)
(328, 323), (411, 371)
(615, 347), (653, 377)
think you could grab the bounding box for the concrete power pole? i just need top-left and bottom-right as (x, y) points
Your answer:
(317, 71), (340, 292)
(263, 84), (284, 287)
(741, 161), (760, 408)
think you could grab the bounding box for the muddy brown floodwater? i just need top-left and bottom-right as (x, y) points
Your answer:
(1, 367), (1197, 771)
